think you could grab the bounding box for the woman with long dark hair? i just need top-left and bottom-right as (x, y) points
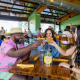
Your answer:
(49, 25), (80, 80)
(37, 28), (59, 57)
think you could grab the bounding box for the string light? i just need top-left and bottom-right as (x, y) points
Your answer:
(26, 10), (29, 13)
(26, 8), (29, 13)
(59, 15), (61, 18)
(7, 7), (9, 10)
(7, 0), (9, 10)
(50, 0), (54, 2)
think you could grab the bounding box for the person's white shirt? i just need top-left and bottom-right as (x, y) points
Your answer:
(1, 29), (5, 35)
(27, 30), (32, 38)
(62, 31), (72, 37)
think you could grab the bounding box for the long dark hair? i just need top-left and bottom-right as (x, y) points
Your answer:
(75, 25), (80, 66)
(64, 26), (70, 31)
(43, 28), (56, 42)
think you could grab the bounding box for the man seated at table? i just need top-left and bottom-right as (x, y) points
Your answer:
(0, 27), (42, 80)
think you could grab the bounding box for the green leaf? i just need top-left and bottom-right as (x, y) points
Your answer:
(44, 51), (51, 56)
(3, 46), (6, 48)
(0, 63), (2, 65)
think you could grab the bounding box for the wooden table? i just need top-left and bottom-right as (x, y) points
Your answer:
(9, 58), (70, 80)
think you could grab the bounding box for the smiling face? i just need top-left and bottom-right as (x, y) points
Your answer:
(11, 33), (23, 44)
(74, 28), (77, 41)
(46, 30), (52, 38)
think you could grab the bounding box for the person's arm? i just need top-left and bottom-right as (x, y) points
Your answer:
(49, 40), (76, 56)
(13, 51), (31, 66)
(6, 40), (42, 58)
(59, 62), (80, 75)
(20, 50), (31, 61)
(71, 66), (80, 75)
(37, 39), (45, 51)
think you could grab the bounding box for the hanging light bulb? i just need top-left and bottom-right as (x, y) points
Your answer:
(59, 15), (61, 18)
(50, 0), (54, 2)
(26, 8), (29, 13)
(26, 10), (29, 13)
(7, 7), (9, 10)
(7, 0), (9, 10)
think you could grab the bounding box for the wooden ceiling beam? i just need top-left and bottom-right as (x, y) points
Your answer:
(64, 0), (80, 6)
(48, 6), (68, 13)
(37, 5), (48, 14)
(61, 12), (79, 22)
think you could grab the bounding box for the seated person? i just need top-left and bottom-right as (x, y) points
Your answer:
(63, 26), (72, 37)
(22, 34), (29, 43)
(49, 25), (80, 80)
(0, 39), (2, 45)
(0, 35), (6, 45)
(1, 35), (6, 40)
(58, 29), (62, 34)
(0, 27), (42, 80)
(25, 36), (29, 42)
(35, 28), (42, 37)
(37, 28), (59, 57)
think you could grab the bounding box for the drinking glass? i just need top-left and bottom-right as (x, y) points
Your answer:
(44, 51), (52, 67)
(39, 40), (45, 61)
(39, 51), (44, 61)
